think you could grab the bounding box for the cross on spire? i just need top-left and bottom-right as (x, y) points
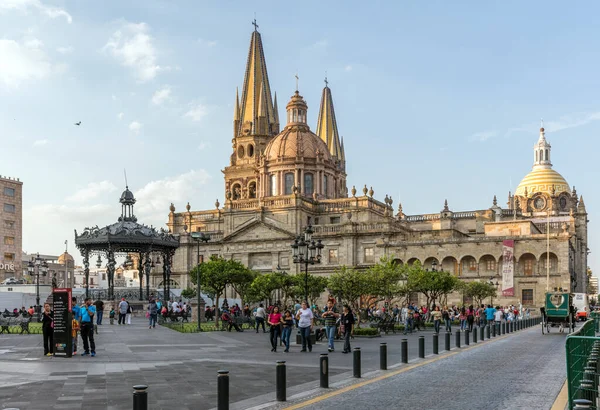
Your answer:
(324, 74), (328, 87)
(295, 72), (299, 91)
(541, 118), (544, 129)
(252, 18), (259, 31)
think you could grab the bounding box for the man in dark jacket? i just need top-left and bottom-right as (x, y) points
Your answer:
(94, 299), (104, 325)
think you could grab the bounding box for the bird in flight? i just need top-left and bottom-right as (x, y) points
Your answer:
(74, 121), (81, 126)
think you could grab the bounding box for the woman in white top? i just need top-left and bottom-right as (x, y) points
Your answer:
(296, 301), (314, 352)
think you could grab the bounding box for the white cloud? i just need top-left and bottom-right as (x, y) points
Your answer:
(345, 65), (353, 72)
(134, 169), (211, 225)
(103, 22), (162, 82)
(117, 112), (124, 120)
(470, 130), (499, 142)
(65, 181), (117, 203)
(129, 121), (142, 134)
(56, 46), (73, 54)
(197, 142), (210, 151)
(503, 111), (600, 139)
(183, 103), (207, 122)
(0, 0), (72, 23)
(33, 139), (47, 146)
(151, 85), (171, 105)
(0, 38), (52, 87)
(198, 38), (217, 47)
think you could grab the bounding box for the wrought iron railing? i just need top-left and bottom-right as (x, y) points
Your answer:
(565, 319), (598, 409)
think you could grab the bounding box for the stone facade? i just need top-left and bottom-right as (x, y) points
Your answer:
(0, 176), (22, 281)
(160, 26), (589, 309)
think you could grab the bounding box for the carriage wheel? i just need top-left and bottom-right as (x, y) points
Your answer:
(541, 320), (546, 334)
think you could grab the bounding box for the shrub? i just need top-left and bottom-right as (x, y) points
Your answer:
(353, 327), (379, 336)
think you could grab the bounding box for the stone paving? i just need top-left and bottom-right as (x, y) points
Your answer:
(0, 317), (467, 410)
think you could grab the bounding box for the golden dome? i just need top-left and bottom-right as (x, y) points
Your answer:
(264, 125), (331, 162)
(58, 252), (74, 264)
(515, 167), (570, 197)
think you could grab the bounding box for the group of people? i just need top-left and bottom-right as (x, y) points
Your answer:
(260, 298), (356, 354)
(3, 306), (35, 317)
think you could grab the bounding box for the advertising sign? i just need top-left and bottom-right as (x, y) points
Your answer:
(52, 288), (72, 357)
(502, 240), (515, 297)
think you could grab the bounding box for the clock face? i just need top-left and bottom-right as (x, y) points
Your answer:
(560, 196), (568, 210)
(534, 197), (545, 210)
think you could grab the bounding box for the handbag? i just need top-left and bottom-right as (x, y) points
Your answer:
(145, 311), (150, 319)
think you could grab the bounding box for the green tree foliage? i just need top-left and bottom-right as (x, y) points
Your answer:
(407, 261), (461, 308)
(229, 269), (257, 307)
(189, 256), (250, 326)
(289, 273), (328, 305)
(328, 266), (373, 326)
(464, 281), (497, 306)
(368, 256), (407, 305)
(249, 272), (282, 305)
(180, 287), (197, 299)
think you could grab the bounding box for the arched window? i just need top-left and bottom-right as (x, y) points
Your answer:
(323, 174), (328, 197)
(248, 181), (256, 199)
(232, 183), (241, 200)
(535, 151), (538, 162)
(284, 173), (294, 195)
(304, 173), (313, 195)
(270, 174), (277, 196)
(545, 149), (548, 161)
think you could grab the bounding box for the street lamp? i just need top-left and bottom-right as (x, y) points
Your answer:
(191, 232), (210, 331)
(431, 260), (437, 271)
(28, 253), (48, 322)
(488, 277), (500, 305)
(291, 225), (324, 303)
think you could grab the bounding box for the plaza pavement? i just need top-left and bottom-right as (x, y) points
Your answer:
(0, 317), (535, 410)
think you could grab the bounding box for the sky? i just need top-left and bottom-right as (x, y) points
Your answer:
(0, 1), (598, 273)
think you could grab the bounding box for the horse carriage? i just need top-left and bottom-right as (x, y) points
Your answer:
(540, 290), (575, 334)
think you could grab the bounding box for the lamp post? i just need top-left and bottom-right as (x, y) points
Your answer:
(489, 277), (500, 305)
(191, 232), (210, 331)
(28, 253), (48, 322)
(291, 225), (324, 303)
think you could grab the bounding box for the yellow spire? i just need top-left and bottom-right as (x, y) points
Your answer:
(273, 91), (279, 125)
(237, 23), (277, 136)
(234, 87), (240, 121)
(340, 136), (345, 161)
(316, 79), (342, 160)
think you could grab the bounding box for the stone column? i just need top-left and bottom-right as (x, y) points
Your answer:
(107, 250), (116, 300)
(82, 249), (90, 299)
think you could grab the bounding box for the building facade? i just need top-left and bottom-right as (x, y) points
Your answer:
(21, 252), (76, 288)
(0, 175), (22, 281)
(163, 26), (589, 309)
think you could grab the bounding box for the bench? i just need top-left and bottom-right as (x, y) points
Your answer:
(219, 316), (254, 331)
(369, 315), (397, 334)
(167, 311), (189, 322)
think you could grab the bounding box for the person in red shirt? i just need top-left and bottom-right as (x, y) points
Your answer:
(268, 306), (283, 352)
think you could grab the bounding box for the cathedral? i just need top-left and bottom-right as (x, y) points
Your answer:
(161, 25), (589, 309)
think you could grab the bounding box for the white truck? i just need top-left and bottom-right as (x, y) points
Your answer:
(572, 293), (590, 321)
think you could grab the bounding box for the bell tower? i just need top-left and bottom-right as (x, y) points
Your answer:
(224, 20), (279, 201)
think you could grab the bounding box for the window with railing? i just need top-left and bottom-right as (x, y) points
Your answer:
(522, 289), (533, 305)
(486, 259), (496, 271)
(364, 248), (374, 263)
(523, 259), (534, 276)
(304, 173), (313, 195)
(284, 173), (294, 195)
(329, 249), (338, 264)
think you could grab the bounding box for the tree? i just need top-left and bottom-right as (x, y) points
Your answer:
(368, 256), (407, 306)
(249, 272), (282, 305)
(180, 287), (197, 299)
(464, 281), (497, 307)
(407, 262), (461, 309)
(291, 273), (328, 306)
(328, 266), (373, 326)
(190, 256), (239, 326)
(229, 269), (257, 307)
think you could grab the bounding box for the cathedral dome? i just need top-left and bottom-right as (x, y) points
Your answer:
(263, 91), (332, 162)
(58, 252), (74, 264)
(515, 127), (570, 197)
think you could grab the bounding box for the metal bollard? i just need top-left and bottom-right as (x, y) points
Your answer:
(419, 336), (425, 358)
(502, 322), (506, 335)
(480, 325), (485, 341)
(486, 325), (490, 339)
(455, 330), (461, 348)
(445, 332), (451, 351)
(579, 380), (595, 405)
(276, 361), (286, 402)
(401, 339), (408, 363)
(433, 333), (439, 354)
(465, 329), (470, 346)
(473, 327), (478, 343)
(573, 399), (594, 409)
(320, 354), (329, 388)
(217, 370), (229, 410)
(380, 343), (387, 370)
(492, 323), (496, 337)
(132, 385), (148, 410)
(353, 347), (361, 378)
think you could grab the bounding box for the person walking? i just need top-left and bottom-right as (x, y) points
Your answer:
(148, 298), (158, 329)
(322, 299), (339, 352)
(467, 305), (475, 332)
(255, 303), (266, 333)
(296, 301), (314, 352)
(109, 306), (115, 325)
(71, 296), (80, 355)
(281, 310), (294, 353)
(94, 299), (104, 325)
(341, 305), (355, 354)
(459, 307), (466, 331)
(79, 297), (96, 357)
(126, 302), (133, 325)
(442, 306), (452, 333)
(431, 306), (442, 334)
(268, 306), (283, 352)
(118, 298), (128, 325)
(41, 303), (54, 356)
